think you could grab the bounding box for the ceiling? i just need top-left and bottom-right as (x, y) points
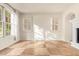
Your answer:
(9, 3), (74, 13)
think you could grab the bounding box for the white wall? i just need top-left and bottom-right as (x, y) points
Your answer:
(20, 13), (63, 41)
(0, 36), (17, 50)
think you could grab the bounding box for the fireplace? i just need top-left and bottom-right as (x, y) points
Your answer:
(70, 19), (79, 49)
(77, 28), (79, 43)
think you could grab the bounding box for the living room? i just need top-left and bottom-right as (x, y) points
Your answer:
(0, 3), (79, 56)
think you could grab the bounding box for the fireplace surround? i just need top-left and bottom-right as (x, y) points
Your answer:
(71, 19), (79, 49)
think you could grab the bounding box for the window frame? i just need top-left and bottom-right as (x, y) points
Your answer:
(0, 5), (11, 37)
(5, 10), (11, 36)
(0, 5), (3, 37)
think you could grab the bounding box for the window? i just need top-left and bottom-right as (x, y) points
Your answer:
(0, 5), (11, 37)
(5, 10), (11, 35)
(51, 16), (59, 32)
(0, 6), (3, 37)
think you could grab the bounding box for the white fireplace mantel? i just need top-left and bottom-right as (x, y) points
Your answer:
(71, 18), (79, 49)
